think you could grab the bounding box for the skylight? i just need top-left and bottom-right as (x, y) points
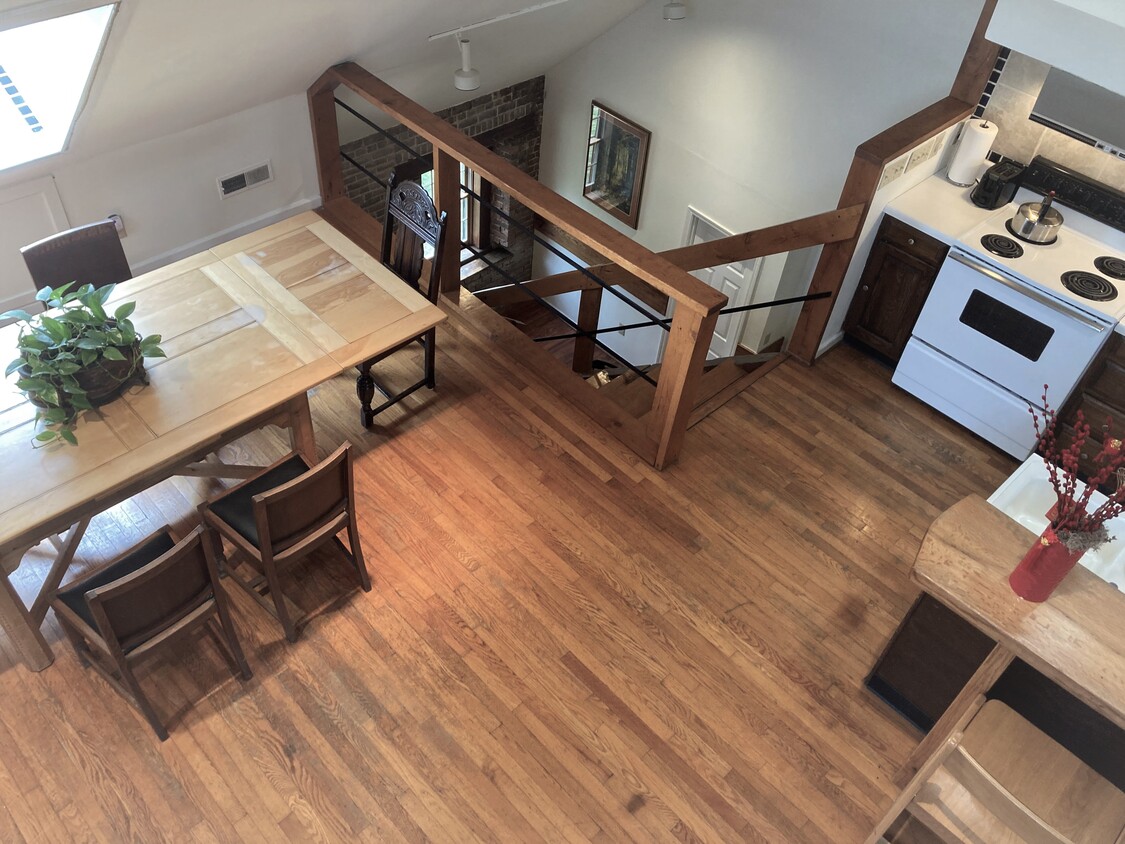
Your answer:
(0, 3), (115, 172)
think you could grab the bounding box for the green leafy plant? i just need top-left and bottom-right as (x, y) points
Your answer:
(2, 282), (165, 446)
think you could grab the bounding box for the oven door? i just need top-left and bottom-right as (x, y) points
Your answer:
(910, 249), (1112, 404)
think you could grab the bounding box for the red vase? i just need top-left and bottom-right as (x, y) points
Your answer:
(1008, 525), (1085, 602)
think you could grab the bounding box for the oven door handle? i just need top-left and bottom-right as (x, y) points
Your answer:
(948, 249), (1110, 333)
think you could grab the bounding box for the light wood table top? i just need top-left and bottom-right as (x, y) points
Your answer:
(0, 211), (444, 670)
(912, 494), (1125, 730)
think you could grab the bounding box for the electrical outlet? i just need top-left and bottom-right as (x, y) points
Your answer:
(906, 136), (938, 172)
(877, 153), (910, 191)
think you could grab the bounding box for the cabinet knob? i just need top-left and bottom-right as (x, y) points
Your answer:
(862, 285), (869, 292)
(907, 238), (915, 246)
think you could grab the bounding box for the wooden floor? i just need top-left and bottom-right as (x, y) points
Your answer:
(0, 310), (1016, 842)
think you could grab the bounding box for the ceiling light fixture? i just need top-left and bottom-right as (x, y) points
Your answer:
(430, 0), (573, 91)
(663, 2), (687, 21)
(453, 37), (480, 92)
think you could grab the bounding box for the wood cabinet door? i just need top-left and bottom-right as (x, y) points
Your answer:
(844, 238), (939, 361)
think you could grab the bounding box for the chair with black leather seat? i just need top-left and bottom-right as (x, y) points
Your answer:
(199, 443), (370, 643)
(355, 174), (449, 427)
(50, 525), (250, 741)
(21, 219), (132, 293)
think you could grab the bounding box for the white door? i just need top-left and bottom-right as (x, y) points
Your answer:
(0, 177), (69, 314)
(662, 208), (761, 361)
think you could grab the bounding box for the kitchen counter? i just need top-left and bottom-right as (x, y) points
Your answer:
(894, 494), (1125, 785)
(883, 175), (993, 246)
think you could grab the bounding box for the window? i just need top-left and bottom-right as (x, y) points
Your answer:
(393, 157), (494, 256)
(0, 3), (117, 173)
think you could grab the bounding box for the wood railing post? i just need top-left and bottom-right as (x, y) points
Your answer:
(572, 287), (603, 373)
(648, 305), (720, 469)
(433, 149), (462, 301)
(307, 81), (345, 204)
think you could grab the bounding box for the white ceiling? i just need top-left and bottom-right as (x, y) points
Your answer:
(1, 0), (646, 163)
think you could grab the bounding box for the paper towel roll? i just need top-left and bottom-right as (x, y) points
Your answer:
(947, 119), (999, 186)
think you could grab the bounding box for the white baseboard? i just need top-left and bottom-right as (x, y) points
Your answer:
(131, 195), (322, 275)
(816, 330), (845, 358)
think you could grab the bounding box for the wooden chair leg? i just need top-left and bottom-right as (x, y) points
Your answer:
(356, 362), (376, 428)
(262, 567), (298, 643)
(212, 594), (251, 680)
(423, 328), (436, 390)
(113, 656), (169, 741)
(345, 521), (371, 592)
(58, 618), (92, 667)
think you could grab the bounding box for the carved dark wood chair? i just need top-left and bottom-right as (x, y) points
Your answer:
(199, 443), (370, 643)
(355, 173), (448, 426)
(21, 219), (132, 293)
(50, 525), (250, 741)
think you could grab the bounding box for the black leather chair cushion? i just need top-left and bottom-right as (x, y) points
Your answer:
(56, 531), (176, 631)
(209, 456), (309, 546)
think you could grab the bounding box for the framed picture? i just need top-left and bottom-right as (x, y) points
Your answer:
(583, 101), (651, 229)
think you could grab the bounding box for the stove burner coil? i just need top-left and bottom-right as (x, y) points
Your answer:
(1005, 219), (1057, 245)
(1094, 256), (1125, 281)
(979, 233), (1024, 259)
(1061, 270), (1118, 302)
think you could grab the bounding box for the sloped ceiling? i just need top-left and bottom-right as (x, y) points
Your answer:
(1, 0), (646, 162)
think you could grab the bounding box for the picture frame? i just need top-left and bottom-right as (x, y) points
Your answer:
(582, 101), (651, 229)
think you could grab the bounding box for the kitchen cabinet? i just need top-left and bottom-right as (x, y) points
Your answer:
(844, 215), (948, 361)
(1056, 331), (1125, 492)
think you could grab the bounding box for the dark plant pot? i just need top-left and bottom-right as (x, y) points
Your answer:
(20, 341), (146, 410)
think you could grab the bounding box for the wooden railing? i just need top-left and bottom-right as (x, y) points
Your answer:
(306, 63), (864, 468)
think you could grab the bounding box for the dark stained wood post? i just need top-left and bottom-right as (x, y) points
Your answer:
(432, 149), (462, 301)
(572, 286), (603, 373)
(307, 72), (345, 205)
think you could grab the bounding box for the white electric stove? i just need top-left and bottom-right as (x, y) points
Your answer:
(892, 181), (1125, 458)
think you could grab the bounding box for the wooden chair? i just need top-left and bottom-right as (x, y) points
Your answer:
(21, 219), (132, 292)
(50, 525), (250, 741)
(869, 699), (1125, 844)
(355, 174), (449, 426)
(199, 443), (371, 643)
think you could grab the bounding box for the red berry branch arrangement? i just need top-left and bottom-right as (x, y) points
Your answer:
(1031, 386), (1125, 553)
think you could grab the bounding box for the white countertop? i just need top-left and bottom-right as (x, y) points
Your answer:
(884, 176), (994, 246)
(988, 456), (1124, 589)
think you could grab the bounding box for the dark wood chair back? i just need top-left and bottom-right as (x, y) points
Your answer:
(85, 527), (218, 653)
(380, 174), (448, 303)
(252, 445), (353, 559)
(21, 220), (132, 292)
(51, 525), (250, 740)
(200, 442), (370, 642)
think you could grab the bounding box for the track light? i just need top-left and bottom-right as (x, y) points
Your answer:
(663, 1), (686, 20)
(453, 37), (480, 91)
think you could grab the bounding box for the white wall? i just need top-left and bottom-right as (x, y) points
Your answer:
(0, 92), (320, 309)
(534, 0), (982, 360)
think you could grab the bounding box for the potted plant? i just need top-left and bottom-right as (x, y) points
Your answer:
(2, 282), (165, 446)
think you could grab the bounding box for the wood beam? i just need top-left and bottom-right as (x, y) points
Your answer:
(950, 0), (1001, 104)
(308, 82), (346, 204)
(572, 287), (603, 374)
(433, 149), (463, 301)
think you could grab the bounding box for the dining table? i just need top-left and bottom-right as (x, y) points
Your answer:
(0, 210), (445, 672)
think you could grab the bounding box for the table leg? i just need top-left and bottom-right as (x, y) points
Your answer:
(284, 392), (318, 465)
(0, 548), (54, 672)
(894, 642), (1013, 786)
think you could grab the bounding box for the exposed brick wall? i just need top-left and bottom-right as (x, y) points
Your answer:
(341, 77), (544, 293)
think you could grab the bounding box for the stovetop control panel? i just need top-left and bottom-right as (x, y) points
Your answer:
(1022, 156), (1125, 233)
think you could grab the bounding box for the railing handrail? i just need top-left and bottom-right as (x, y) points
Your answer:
(315, 62), (726, 317)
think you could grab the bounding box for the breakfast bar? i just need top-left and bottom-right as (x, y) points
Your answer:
(894, 494), (1125, 786)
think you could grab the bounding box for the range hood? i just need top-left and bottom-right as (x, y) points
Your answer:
(987, 0), (1125, 96)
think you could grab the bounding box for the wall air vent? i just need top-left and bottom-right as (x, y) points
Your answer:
(217, 161), (273, 198)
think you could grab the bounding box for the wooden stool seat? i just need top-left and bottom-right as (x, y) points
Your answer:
(872, 700), (1125, 843)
